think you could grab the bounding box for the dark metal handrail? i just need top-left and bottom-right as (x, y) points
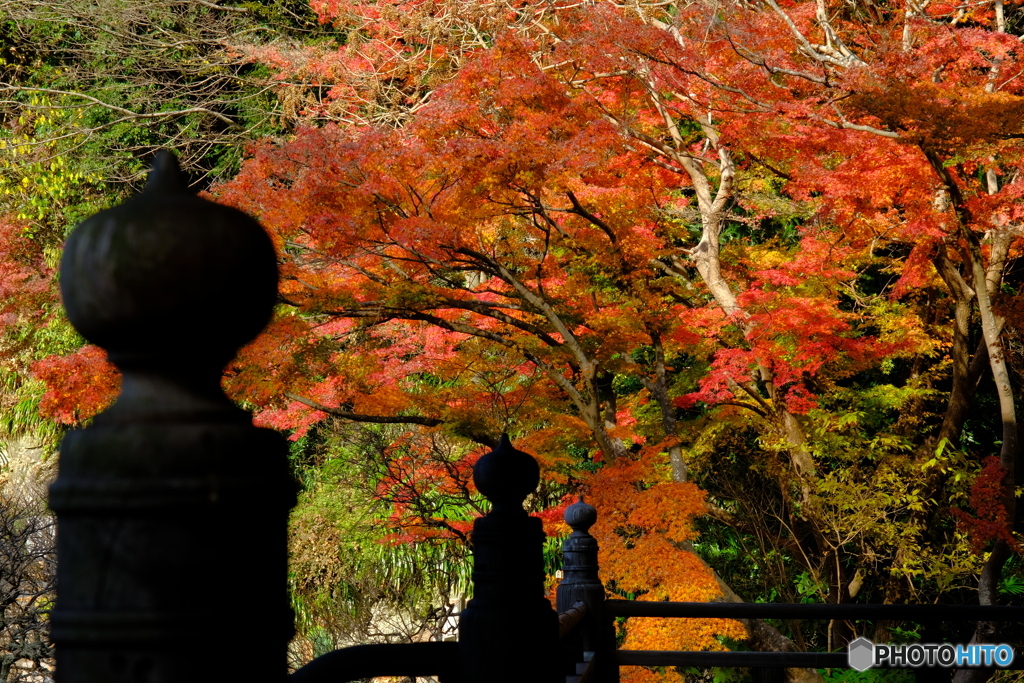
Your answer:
(608, 599), (1024, 674)
(616, 651), (847, 668)
(614, 649), (1023, 670)
(290, 641), (461, 683)
(608, 600), (1024, 621)
(559, 602), (590, 640)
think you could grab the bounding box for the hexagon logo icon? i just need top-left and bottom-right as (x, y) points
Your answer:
(848, 637), (875, 672)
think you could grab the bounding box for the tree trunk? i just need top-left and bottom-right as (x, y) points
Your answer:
(925, 149), (1018, 683)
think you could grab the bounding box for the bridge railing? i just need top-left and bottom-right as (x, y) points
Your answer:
(559, 502), (1024, 683)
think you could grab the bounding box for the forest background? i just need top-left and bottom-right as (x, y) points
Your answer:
(1, 0), (1024, 682)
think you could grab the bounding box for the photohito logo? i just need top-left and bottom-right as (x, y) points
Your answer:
(847, 638), (1015, 672)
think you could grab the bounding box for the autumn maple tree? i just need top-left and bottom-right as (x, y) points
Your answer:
(16, 0), (1024, 678)
(215, 0), (1024, 673)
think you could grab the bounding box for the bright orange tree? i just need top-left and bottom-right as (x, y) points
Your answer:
(587, 458), (747, 656)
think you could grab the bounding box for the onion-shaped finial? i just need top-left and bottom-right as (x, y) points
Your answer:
(473, 434), (540, 514)
(144, 148), (190, 194)
(564, 496), (597, 533)
(59, 149), (278, 371)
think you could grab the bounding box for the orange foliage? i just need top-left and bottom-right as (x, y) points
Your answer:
(0, 217), (53, 337)
(586, 458), (746, 681)
(32, 345), (120, 424)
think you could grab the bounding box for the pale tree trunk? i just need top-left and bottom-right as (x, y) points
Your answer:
(646, 95), (824, 681)
(641, 330), (688, 482)
(956, 226), (1017, 683)
(933, 249), (991, 446)
(925, 150), (1018, 683)
(675, 128), (816, 511)
(622, 81), (826, 681)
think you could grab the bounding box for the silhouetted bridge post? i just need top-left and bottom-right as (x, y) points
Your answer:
(50, 151), (1024, 683)
(557, 497), (617, 683)
(51, 151), (293, 683)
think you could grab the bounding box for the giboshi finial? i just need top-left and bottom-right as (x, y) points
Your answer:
(564, 496), (597, 532)
(144, 149), (189, 194)
(473, 434), (541, 514)
(59, 149), (279, 369)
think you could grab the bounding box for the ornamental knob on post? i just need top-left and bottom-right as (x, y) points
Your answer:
(458, 434), (560, 683)
(49, 151), (295, 683)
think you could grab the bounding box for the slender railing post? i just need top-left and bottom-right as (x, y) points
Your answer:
(459, 434), (560, 683)
(557, 497), (618, 683)
(49, 151), (295, 682)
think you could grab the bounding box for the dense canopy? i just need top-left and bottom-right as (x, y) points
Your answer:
(2, 0), (1024, 680)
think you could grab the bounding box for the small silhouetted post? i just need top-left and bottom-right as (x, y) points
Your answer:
(557, 497), (618, 683)
(459, 434), (560, 683)
(49, 151), (295, 683)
